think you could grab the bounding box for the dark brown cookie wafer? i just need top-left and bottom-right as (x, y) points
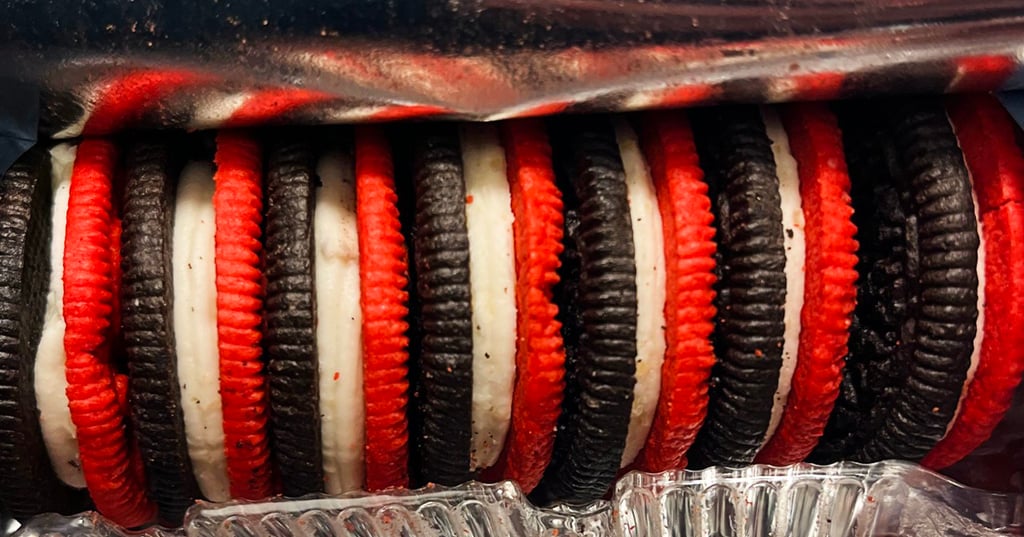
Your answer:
(532, 117), (637, 505)
(0, 147), (67, 519)
(263, 133), (323, 496)
(407, 125), (474, 487)
(855, 98), (980, 462)
(687, 105), (787, 469)
(121, 136), (198, 525)
(814, 98), (980, 462)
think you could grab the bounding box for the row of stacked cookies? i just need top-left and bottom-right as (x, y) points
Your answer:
(1, 94), (1022, 528)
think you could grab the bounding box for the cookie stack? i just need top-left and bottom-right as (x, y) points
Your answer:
(1, 94), (1021, 528)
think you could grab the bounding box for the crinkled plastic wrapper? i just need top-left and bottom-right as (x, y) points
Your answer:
(10, 462), (1024, 537)
(4, 2), (1024, 536)
(1, 1), (1024, 137)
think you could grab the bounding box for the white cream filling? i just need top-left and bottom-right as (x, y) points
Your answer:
(173, 161), (230, 501)
(944, 126), (986, 437)
(614, 119), (667, 468)
(460, 124), (518, 471)
(315, 151), (365, 494)
(759, 108), (807, 448)
(35, 144), (85, 489)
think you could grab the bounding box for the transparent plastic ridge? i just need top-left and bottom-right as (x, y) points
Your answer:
(615, 461), (1024, 537)
(12, 461), (1024, 537)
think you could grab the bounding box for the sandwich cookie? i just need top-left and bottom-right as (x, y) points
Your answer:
(264, 133), (324, 496)
(490, 119), (566, 493)
(213, 131), (274, 500)
(533, 116), (638, 504)
(923, 94), (1024, 469)
(63, 139), (156, 527)
(356, 126), (412, 491)
(120, 136), (198, 525)
(813, 98), (981, 462)
(687, 106), (787, 468)
(0, 146), (68, 518)
(755, 103), (858, 465)
(407, 126), (475, 486)
(633, 111), (717, 472)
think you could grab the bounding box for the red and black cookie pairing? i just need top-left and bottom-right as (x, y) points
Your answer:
(1, 95), (1023, 527)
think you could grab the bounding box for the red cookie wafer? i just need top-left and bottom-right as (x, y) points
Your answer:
(755, 103), (858, 465)
(63, 138), (156, 527)
(356, 126), (413, 491)
(213, 131), (276, 500)
(490, 119), (566, 493)
(633, 111), (717, 472)
(923, 94), (1024, 469)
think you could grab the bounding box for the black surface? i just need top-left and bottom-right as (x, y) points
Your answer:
(0, 146), (67, 518)
(263, 133), (324, 496)
(687, 105), (787, 469)
(532, 116), (637, 505)
(407, 125), (475, 487)
(120, 136), (198, 525)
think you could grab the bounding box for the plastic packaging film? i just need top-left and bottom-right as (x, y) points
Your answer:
(10, 462), (1024, 537)
(0, 1), (1023, 136)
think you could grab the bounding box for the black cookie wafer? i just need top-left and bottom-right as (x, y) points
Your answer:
(816, 98), (980, 462)
(263, 132), (324, 496)
(686, 105), (787, 469)
(407, 125), (474, 487)
(532, 117), (637, 505)
(120, 136), (198, 525)
(0, 147), (67, 518)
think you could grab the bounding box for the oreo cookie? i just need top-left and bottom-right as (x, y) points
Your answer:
(407, 126), (475, 487)
(0, 147), (65, 518)
(687, 105), (787, 468)
(813, 98), (980, 462)
(924, 94), (1024, 469)
(263, 133), (324, 496)
(121, 136), (198, 524)
(532, 117), (637, 505)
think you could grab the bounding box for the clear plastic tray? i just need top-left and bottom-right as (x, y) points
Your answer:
(11, 461), (1023, 537)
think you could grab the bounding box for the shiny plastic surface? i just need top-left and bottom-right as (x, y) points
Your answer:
(1, 1), (1023, 136)
(11, 462), (1024, 537)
